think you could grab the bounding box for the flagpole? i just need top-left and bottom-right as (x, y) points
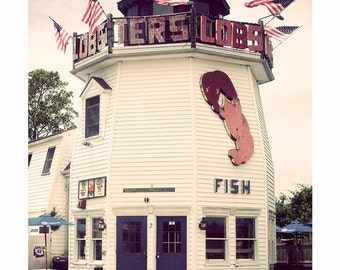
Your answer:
(273, 26), (302, 50)
(258, 0), (297, 25)
(258, 13), (273, 23)
(264, 15), (276, 25)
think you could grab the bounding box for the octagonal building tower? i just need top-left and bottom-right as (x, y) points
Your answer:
(69, 1), (276, 269)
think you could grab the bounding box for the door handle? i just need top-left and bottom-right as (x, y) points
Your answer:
(156, 252), (160, 259)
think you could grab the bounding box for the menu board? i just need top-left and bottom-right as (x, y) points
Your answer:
(78, 177), (106, 199)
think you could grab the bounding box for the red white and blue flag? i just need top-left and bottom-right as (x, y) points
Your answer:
(245, 0), (295, 17)
(264, 25), (300, 42)
(154, 0), (190, 6)
(82, 0), (105, 33)
(49, 17), (72, 53)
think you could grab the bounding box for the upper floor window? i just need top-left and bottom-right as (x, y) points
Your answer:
(236, 218), (256, 260)
(42, 147), (55, 174)
(206, 217), (227, 260)
(85, 95), (100, 138)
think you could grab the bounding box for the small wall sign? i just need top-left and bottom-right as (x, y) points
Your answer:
(123, 187), (175, 193)
(33, 246), (45, 258)
(78, 176), (106, 199)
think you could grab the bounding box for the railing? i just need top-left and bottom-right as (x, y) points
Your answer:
(72, 8), (273, 68)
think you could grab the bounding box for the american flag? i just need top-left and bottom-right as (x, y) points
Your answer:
(264, 25), (299, 42)
(49, 17), (72, 53)
(82, 0), (105, 33)
(154, 0), (190, 6)
(245, 0), (295, 16)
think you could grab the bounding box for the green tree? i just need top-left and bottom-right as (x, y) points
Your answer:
(276, 184), (312, 227)
(28, 69), (78, 141)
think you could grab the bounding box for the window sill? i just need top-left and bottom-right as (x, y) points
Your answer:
(235, 259), (259, 266)
(205, 260), (229, 267)
(89, 262), (103, 266)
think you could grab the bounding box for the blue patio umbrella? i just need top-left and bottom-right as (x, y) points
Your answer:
(28, 214), (73, 270)
(280, 221), (312, 233)
(29, 214), (73, 227)
(276, 226), (282, 232)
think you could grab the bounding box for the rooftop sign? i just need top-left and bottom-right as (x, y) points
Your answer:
(73, 11), (273, 68)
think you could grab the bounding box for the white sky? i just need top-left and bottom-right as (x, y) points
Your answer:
(2, 1), (339, 267)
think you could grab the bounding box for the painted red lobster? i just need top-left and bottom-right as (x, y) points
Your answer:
(200, 70), (254, 165)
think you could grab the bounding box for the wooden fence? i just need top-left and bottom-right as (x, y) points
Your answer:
(276, 236), (312, 264)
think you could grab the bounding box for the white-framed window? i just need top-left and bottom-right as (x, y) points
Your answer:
(92, 218), (103, 261)
(203, 207), (260, 264)
(206, 217), (228, 260)
(42, 147), (55, 174)
(74, 215), (104, 263)
(236, 217), (256, 260)
(76, 219), (86, 260)
(85, 95), (100, 138)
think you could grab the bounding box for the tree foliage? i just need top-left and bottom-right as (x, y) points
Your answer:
(276, 184), (312, 227)
(28, 69), (78, 141)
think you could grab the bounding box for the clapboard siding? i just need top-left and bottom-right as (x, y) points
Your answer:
(68, 44), (275, 269)
(28, 129), (76, 268)
(108, 58), (195, 206)
(28, 130), (75, 214)
(191, 58), (271, 268)
(192, 59), (268, 206)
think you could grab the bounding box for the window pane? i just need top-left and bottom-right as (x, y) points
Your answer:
(77, 219), (86, 260)
(86, 106), (99, 125)
(86, 125), (99, 138)
(162, 221), (182, 253)
(78, 240), (86, 260)
(236, 218), (255, 238)
(236, 240), (254, 259)
(206, 240), (225, 259)
(92, 218), (103, 239)
(236, 218), (255, 260)
(77, 219), (86, 238)
(206, 217), (225, 238)
(122, 221), (142, 253)
(206, 217), (226, 260)
(86, 95), (100, 106)
(93, 239), (102, 260)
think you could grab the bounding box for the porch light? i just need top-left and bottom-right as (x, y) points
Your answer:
(98, 219), (106, 231)
(199, 217), (207, 230)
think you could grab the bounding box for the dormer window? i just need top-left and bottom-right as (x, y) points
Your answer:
(85, 95), (100, 138)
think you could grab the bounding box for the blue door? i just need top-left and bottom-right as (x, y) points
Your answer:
(116, 216), (147, 270)
(156, 216), (187, 270)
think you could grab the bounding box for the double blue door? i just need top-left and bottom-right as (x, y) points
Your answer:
(116, 216), (186, 270)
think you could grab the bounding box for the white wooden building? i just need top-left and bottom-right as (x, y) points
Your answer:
(28, 128), (76, 269)
(67, 1), (277, 269)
